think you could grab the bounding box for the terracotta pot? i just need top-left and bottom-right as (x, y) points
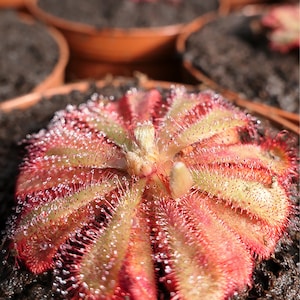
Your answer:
(0, 0), (24, 9)
(25, 0), (185, 64)
(0, 81), (91, 112)
(0, 12), (69, 107)
(177, 10), (299, 134)
(25, 0), (219, 81)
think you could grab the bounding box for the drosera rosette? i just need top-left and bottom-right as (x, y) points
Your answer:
(261, 3), (300, 53)
(8, 86), (297, 299)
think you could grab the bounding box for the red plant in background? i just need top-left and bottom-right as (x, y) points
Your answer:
(262, 4), (300, 53)
(10, 88), (297, 299)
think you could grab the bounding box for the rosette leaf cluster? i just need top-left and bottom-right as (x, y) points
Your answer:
(11, 88), (296, 299)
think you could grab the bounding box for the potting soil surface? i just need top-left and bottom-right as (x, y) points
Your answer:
(37, 0), (219, 28)
(184, 13), (299, 113)
(0, 10), (59, 103)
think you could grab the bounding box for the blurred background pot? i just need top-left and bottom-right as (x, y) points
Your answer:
(25, 0), (219, 81)
(25, 1), (183, 63)
(0, 11), (69, 106)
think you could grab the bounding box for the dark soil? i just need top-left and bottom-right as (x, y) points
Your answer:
(37, 0), (219, 28)
(184, 12), (299, 113)
(0, 10), (59, 103)
(0, 80), (299, 299)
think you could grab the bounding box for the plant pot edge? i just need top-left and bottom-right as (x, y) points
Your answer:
(25, 0), (190, 63)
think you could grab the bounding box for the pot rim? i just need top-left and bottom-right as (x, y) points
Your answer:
(176, 7), (300, 134)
